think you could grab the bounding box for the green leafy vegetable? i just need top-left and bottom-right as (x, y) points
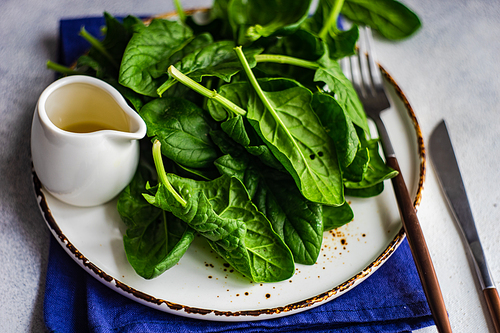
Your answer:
(227, 0), (312, 45)
(245, 81), (344, 206)
(312, 92), (359, 170)
(314, 54), (370, 134)
(215, 153), (324, 265)
(118, 18), (193, 96)
(157, 41), (262, 96)
(47, 0), (420, 282)
(139, 97), (218, 169)
(344, 137), (399, 191)
(117, 163), (195, 279)
(323, 201), (354, 231)
(144, 140), (295, 282)
(343, 126), (399, 197)
(342, 0), (421, 40)
(304, 0), (359, 59)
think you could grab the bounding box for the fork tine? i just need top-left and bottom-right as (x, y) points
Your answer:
(340, 57), (351, 82)
(341, 24), (390, 120)
(348, 51), (363, 97)
(357, 27), (373, 96)
(363, 26), (384, 89)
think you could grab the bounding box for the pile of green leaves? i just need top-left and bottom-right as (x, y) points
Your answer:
(49, 0), (420, 282)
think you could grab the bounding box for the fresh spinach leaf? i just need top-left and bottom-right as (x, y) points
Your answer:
(315, 53), (370, 134)
(139, 97), (218, 169)
(345, 182), (384, 197)
(99, 13), (142, 68)
(145, 172), (295, 283)
(253, 171), (323, 265)
(214, 153), (324, 265)
(255, 29), (324, 90)
(342, 0), (421, 40)
(220, 115), (284, 170)
(207, 81), (251, 121)
(220, 115), (251, 146)
(324, 25), (359, 60)
(200, 67), (345, 207)
(244, 78), (344, 206)
(123, 211), (196, 279)
(312, 92), (359, 170)
(266, 29), (325, 62)
(157, 42), (262, 96)
(165, 33), (215, 66)
(323, 201), (354, 231)
(343, 145), (369, 182)
(143, 141), (295, 282)
(344, 138), (398, 190)
(118, 18), (193, 97)
(228, 0), (313, 45)
(117, 161), (159, 229)
(79, 12), (139, 78)
(303, 1), (359, 60)
(211, 0), (231, 23)
(209, 128), (247, 159)
(117, 164), (195, 279)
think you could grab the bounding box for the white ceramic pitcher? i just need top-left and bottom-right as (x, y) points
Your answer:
(31, 75), (147, 207)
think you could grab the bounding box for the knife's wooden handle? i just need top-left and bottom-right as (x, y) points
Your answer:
(484, 288), (500, 333)
(386, 156), (452, 333)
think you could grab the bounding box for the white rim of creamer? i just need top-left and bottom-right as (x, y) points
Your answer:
(37, 75), (146, 140)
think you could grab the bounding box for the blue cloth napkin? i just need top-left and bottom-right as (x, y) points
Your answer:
(44, 16), (434, 333)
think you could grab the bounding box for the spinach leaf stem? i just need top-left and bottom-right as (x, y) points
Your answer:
(153, 139), (187, 207)
(254, 54), (320, 70)
(173, 0), (186, 25)
(167, 65), (247, 117)
(235, 46), (308, 158)
(46, 61), (83, 75)
(156, 79), (176, 96)
(78, 27), (119, 69)
(319, 0), (345, 39)
(234, 46), (280, 120)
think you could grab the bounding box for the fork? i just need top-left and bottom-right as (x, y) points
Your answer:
(341, 26), (453, 333)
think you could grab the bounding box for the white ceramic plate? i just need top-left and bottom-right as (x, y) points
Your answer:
(33, 69), (425, 322)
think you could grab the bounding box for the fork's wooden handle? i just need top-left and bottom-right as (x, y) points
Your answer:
(386, 156), (453, 333)
(484, 288), (500, 333)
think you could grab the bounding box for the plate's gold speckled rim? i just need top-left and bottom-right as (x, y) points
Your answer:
(32, 65), (425, 320)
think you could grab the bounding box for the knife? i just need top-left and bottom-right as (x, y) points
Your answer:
(430, 120), (500, 333)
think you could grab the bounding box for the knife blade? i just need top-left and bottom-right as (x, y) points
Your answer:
(430, 120), (500, 333)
